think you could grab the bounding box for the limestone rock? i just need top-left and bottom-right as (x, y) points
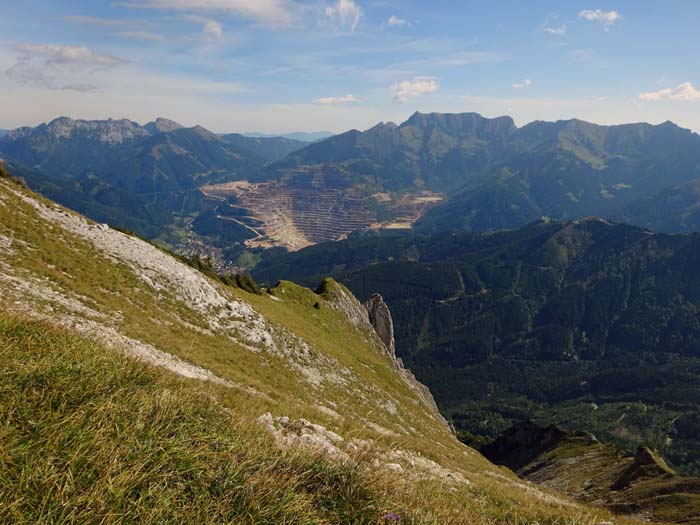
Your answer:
(363, 293), (395, 356)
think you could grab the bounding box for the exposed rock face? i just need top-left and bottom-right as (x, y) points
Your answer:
(258, 413), (350, 461)
(258, 413), (471, 484)
(360, 291), (452, 433)
(363, 293), (395, 356)
(611, 446), (676, 490)
(5, 116), (184, 147)
(9, 117), (152, 145)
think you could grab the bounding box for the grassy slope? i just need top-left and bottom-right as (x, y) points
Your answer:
(0, 317), (407, 524)
(0, 176), (634, 524)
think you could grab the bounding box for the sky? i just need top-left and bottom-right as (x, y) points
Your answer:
(1, 0), (700, 134)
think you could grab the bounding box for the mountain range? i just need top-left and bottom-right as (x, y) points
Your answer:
(3, 112), (700, 255)
(270, 112), (700, 234)
(0, 117), (310, 245)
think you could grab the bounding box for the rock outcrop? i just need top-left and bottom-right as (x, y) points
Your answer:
(483, 421), (700, 524)
(315, 279), (450, 431)
(363, 293), (395, 356)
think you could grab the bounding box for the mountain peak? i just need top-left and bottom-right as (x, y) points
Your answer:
(401, 111), (517, 140)
(190, 125), (220, 141)
(365, 121), (397, 133)
(145, 117), (183, 134)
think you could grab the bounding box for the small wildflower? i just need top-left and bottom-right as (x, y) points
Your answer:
(381, 512), (401, 523)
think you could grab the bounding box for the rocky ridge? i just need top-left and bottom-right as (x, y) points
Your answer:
(318, 279), (449, 428)
(8, 117), (152, 144)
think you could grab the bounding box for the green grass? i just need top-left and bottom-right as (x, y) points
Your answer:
(0, 316), (419, 524)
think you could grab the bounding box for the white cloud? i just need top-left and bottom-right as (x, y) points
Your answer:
(313, 94), (358, 105)
(639, 82), (700, 102)
(115, 0), (296, 26)
(579, 9), (621, 30)
(387, 15), (408, 27)
(61, 14), (164, 42)
(324, 0), (363, 32)
(544, 24), (567, 35)
(391, 77), (438, 104)
(5, 44), (126, 92)
(14, 44), (125, 68)
(512, 79), (532, 89)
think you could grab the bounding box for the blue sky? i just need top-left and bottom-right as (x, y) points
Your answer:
(1, 0), (699, 133)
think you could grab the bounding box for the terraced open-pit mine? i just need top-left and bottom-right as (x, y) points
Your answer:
(200, 166), (444, 251)
(201, 167), (375, 250)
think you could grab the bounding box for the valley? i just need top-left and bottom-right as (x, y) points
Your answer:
(253, 218), (700, 478)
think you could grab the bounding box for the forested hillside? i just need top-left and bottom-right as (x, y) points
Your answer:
(254, 219), (700, 474)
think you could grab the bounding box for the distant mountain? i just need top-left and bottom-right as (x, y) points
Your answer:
(108, 125), (260, 194)
(244, 131), (334, 142)
(416, 118), (700, 233)
(144, 117), (184, 134)
(271, 112), (700, 234)
(274, 112), (517, 192)
(0, 117), (299, 244)
(0, 129), (8, 138)
(0, 117), (260, 180)
(253, 218), (700, 475)
(1, 117), (152, 176)
(220, 133), (308, 163)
